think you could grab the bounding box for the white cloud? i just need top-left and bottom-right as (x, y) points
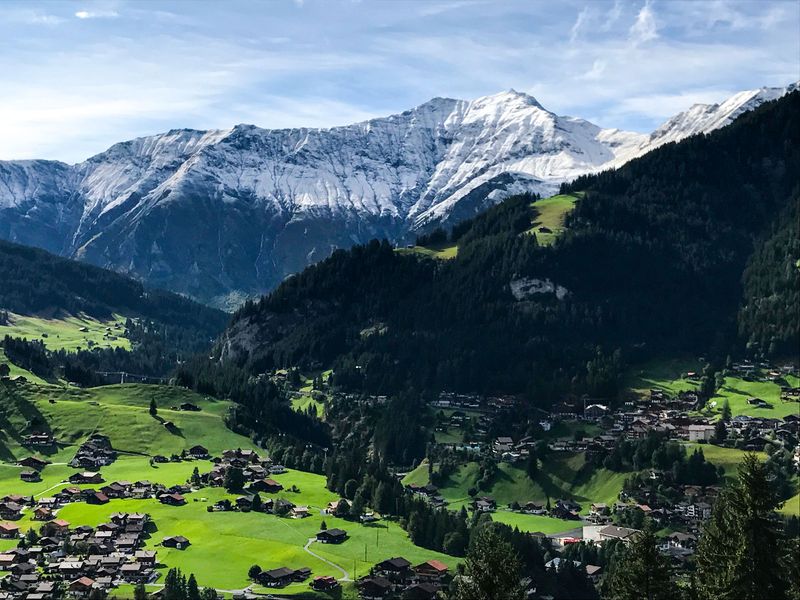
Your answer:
(75, 9), (119, 19)
(569, 7), (589, 44)
(629, 1), (658, 45)
(603, 0), (622, 31)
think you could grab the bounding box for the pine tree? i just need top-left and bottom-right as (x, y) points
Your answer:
(695, 453), (790, 600)
(607, 525), (677, 600)
(134, 583), (147, 600)
(149, 397), (158, 417)
(187, 574), (201, 600)
(453, 525), (525, 600)
(721, 398), (731, 421)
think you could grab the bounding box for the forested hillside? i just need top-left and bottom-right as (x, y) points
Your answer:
(0, 240), (228, 379)
(213, 91), (799, 405)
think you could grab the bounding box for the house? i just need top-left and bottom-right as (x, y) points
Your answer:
(0, 523), (19, 539)
(375, 557), (412, 581)
(259, 567), (295, 587)
(251, 478), (283, 493)
(599, 525), (640, 544)
(359, 576), (393, 599)
(162, 535), (190, 549)
(585, 565), (603, 581)
(69, 471), (104, 484)
(19, 470), (40, 483)
(0, 502), (22, 520)
(685, 424), (715, 442)
(413, 559), (449, 580)
(188, 445), (209, 459)
(291, 506), (310, 519)
(310, 575), (340, 591)
(180, 403), (201, 412)
(86, 491), (110, 505)
(68, 577), (95, 597)
(402, 583), (440, 600)
(584, 404), (609, 420)
(316, 528), (348, 544)
(17, 456), (49, 471)
(159, 493), (186, 506)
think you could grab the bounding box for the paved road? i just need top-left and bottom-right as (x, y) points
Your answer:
(303, 537), (352, 581)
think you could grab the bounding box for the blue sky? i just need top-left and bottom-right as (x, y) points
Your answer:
(1, 0), (797, 163)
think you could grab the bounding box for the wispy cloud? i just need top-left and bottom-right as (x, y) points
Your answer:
(75, 9), (119, 19)
(569, 7), (589, 43)
(629, 1), (659, 45)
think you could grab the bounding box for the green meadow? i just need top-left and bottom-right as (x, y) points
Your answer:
(404, 453), (626, 515)
(525, 192), (582, 246)
(0, 312), (130, 352)
(397, 242), (459, 260)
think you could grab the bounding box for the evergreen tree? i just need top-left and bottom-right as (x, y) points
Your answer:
(223, 467), (245, 492)
(248, 564), (261, 580)
(149, 397), (158, 417)
(695, 453), (791, 600)
(186, 574), (201, 600)
(720, 398), (731, 421)
(134, 583), (147, 600)
(452, 525), (525, 600)
(607, 525), (677, 600)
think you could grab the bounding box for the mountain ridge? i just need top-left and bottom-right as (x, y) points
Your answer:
(0, 82), (795, 309)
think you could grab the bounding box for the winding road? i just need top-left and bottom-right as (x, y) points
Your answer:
(303, 537), (352, 581)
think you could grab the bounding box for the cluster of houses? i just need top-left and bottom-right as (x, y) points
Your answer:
(0, 512), (160, 598)
(357, 557), (450, 600)
(199, 448), (285, 490)
(69, 435), (117, 470)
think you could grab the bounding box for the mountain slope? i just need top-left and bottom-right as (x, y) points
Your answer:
(215, 90), (800, 400)
(0, 83), (795, 308)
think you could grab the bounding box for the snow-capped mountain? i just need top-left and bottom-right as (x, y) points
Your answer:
(0, 83), (795, 309)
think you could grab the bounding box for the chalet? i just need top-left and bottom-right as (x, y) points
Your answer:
(0, 502), (22, 520)
(403, 583), (440, 600)
(259, 567), (295, 587)
(375, 556), (412, 581)
(33, 506), (53, 521)
(162, 535), (190, 549)
(68, 577), (95, 597)
(17, 456), (49, 471)
(250, 478), (283, 493)
(584, 404), (609, 420)
(23, 433), (54, 447)
(552, 402), (578, 419)
(159, 493), (186, 506)
(180, 403), (201, 412)
(551, 499), (581, 520)
(0, 554), (13, 570)
(522, 501), (546, 515)
(599, 525), (639, 544)
(120, 562), (148, 582)
(413, 559), (448, 580)
(291, 505), (311, 519)
(360, 576), (393, 599)
(134, 550), (157, 565)
(585, 565), (603, 581)
(86, 491), (110, 505)
(100, 482), (129, 498)
(0, 523), (19, 539)
(316, 528), (347, 544)
(188, 445), (209, 459)
(20, 470), (40, 483)
(69, 472), (104, 485)
(310, 575), (340, 591)
(269, 465), (287, 475)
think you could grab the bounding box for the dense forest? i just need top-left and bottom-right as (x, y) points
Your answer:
(217, 91), (800, 405)
(0, 240), (229, 378)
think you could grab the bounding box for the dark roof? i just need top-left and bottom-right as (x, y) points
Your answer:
(378, 557), (411, 570)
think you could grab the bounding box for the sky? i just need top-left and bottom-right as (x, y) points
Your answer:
(1, 0), (798, 163)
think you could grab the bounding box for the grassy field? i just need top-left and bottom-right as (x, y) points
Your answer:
(404, 453), (626, 514)
(703, 375), (800, 420)
(0, 312), (130, 352)
(0, 381), (457, 593)
(0, 382), (256, 462)
(0, 348), (49, 385)
(53, 474), (455, 592)
(397, 242), (459, 260)
(491, 511), (580, 535)
(525, 193), (581, 245)
(684, 443), (767, 479)
(625, 357), (702, 398)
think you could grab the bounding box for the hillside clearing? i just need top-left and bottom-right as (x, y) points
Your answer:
(0, 312), (130, 352)
(524, 192), (582, 245)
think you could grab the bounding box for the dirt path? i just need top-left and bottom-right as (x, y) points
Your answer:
(303, 537), (351, 581)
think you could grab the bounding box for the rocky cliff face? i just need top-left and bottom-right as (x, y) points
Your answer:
(0, 84), (794, 309)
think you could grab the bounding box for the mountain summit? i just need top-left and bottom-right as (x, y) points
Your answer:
(0, 83), (795, 309)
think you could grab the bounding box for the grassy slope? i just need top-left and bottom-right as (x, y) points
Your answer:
(524, 192), (581, 246)
(404, 453), (626, 528)
(0, 312), (130, 352)
(0, 382), (455, 593)
(0, 348), (49, 385)
(0, 383), (252, 461)
(624, 357), (702, 398)
(397, 243), (459, 260)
